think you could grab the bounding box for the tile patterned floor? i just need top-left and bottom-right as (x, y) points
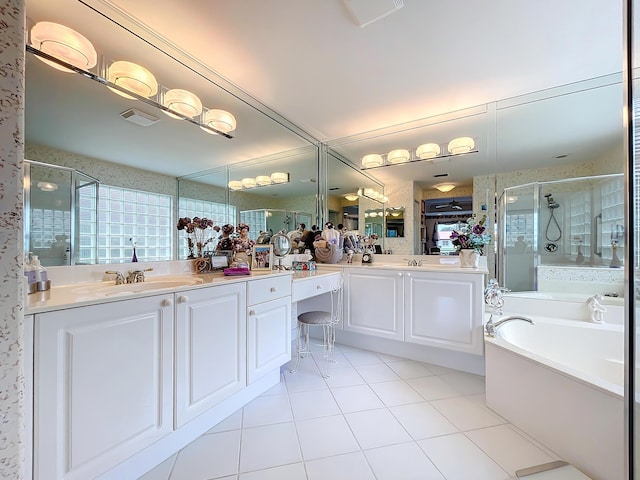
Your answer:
(139, 344), (561, 480)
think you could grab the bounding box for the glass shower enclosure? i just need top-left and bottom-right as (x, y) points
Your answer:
(498, 173), (624, 293)
(24, 160), (99, 266)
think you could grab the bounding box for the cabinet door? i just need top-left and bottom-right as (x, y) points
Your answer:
(404, 271), (484, 355)
(247, 296), (291, 384)
(343, 269), (404, 340)
(175, 283), (246, 428)
(34, 295), (174, 480)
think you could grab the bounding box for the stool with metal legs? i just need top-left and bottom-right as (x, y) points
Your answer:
(290, 276), (343, 378)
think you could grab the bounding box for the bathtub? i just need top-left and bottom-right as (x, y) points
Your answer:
(485, 315), (624, 480)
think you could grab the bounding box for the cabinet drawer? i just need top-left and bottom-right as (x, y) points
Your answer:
(247, 275), (292, 305)
(292, 273), (341, 302)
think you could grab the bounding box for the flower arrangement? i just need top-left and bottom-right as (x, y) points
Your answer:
(177, 217), (219, 258)
(450, 215), (491, 253)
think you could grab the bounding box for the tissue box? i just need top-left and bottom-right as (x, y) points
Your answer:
(291, 261), (316, 271)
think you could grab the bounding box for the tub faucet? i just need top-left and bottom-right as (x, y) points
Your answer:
(586, 294), (606, 323)
(485, 314), (534, 337)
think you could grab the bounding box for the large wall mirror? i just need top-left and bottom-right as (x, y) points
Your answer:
(24, 0), (315, 266)
(494, 75), (624, 300)
(326, 150), (386, 250)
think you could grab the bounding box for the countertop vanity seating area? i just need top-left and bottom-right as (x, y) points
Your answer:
(24, 256), (487, 479)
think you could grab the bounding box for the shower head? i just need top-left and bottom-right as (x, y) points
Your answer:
(544, 193), (559, 209)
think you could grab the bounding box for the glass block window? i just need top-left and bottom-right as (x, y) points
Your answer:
(178, 197), (236, 257)
(77, 186), (97, 264)
(88, 185), (173, 263)
(30, 209), (71, 249)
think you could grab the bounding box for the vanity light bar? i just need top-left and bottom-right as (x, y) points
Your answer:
(228, 173), (290, 191)
(360, 137), (478, 170)
(26, 21), (237, 139)
(357, 187), (387, 203)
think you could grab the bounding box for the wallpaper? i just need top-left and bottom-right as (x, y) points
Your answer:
(0, 1), (26, 477)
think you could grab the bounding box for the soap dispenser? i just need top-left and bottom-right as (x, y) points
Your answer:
(31, 255), (51, 291)
(24, 253), (37, 294)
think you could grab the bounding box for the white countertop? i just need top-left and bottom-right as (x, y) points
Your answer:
(25, 258), (483, 314)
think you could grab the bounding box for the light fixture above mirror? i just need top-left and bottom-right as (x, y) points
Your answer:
(27, 20), (237, 138)
(360, 136), (478, 170)
(228, 172), (290, 190)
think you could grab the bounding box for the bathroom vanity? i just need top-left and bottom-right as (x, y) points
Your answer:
(24, 259), (486, 479)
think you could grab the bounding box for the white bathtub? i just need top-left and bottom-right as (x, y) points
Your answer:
(485, 315), (624, 480)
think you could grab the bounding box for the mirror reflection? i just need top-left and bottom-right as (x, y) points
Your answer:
(385, 207), (405, 238)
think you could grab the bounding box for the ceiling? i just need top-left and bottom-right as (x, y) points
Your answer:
(24, 0), (625, 191)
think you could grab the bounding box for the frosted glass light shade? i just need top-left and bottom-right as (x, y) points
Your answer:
(163, 89), (203, 119)
(108, 61), (158, 99)
(241, 177), (256, 189)
(363, 188), (375, 197)
(435, 183), (456, 193)
(270, 172), (289, 184)
(448, 137), (475, 155)
(369, 211), (377, 217)
(344, 193), (359, 201)
(256, 175), (272, 186)
(201, 109), (237, 134)
(362, 154), (383, 168)
(387, 149), (410, 164)
(30, 22), (97, 72)
(37, 181), (58, 192)
(416, 143), (441, 159)
(507, 195), (518, 204)
(228, 180), (243, 191)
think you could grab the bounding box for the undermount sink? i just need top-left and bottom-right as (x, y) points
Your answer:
(72, 277), (205, 297)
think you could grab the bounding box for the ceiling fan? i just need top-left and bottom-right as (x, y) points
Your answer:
(435, 198), (463, 210)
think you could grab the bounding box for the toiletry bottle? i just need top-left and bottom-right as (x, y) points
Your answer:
(24, 254), (36, 284)
(32, 255), (48, 282)
(63, 247), (70, 264)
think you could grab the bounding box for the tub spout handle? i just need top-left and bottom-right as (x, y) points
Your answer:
(485, 314), (534, 338)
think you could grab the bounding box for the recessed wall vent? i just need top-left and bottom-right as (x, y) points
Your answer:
(343, 0), (403, 27)
(120, 108), (159, 127)
(433, 173), (449, 178)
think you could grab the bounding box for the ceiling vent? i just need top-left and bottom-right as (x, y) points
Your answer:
(120, 108), (159, 127)
(343, 0), (403, 27)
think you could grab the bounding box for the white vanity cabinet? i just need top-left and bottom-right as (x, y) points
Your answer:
(342, 267), (485, 356)
(404, 270), (484, 355)
(34, 294), (174, 480)
(246, 276), (292, 384)
(343, 268), (404, 340)
(174, 283), (246, 428)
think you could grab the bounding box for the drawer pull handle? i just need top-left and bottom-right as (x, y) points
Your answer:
(161, 299), (173, 307)
(178, 295), (189, 304)
(249, 309), (256, 316)
(270, 287), (277, 292)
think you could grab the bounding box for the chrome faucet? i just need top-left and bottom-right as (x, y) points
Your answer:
(105, 270), (125, 285)
(485, 314), (534, 337)
(484, 279), (510, 311)
(126, 267), (153, 284)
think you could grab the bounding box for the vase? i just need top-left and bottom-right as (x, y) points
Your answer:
(459, 249), (479, 268)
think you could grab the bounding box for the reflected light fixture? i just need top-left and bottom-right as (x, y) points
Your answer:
(256, 175), (272, 186)
(163, 89), (203, 119)
(507, 195), (518, 204)
(435, 183), (456, 193)
(107, 61), (158, 99)
(37, 181), (58, 192)
(416, 143), (441, 159)
(30, 22), (97, 72)
(387, 149), (410, 165)
(369, 211), (378, 217)
(201, 109), (237, 134)
(241, 177), (256, 189)
(344, 193), (359, 201)
(362, 154), (383, 168)
(228, 180), (243, 191)
(448, 137), (475, 155)
(271, 172), (289, 184)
